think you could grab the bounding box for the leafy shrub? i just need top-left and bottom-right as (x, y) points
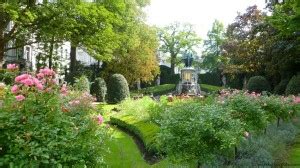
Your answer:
(118, 97), (157, 120)
(107, 74), (130, 104)
(0, 68), (107, 167)
(260, 95), (294, 126)
(110, 115), (160, 154)
(226, 94), (268, 132)
(247, 76), (271, 93)
(74, 75), (90, 92)
(235, 123), (298, 166)
(286, 75), (300, 95)
(158, 103), (244, 165)
(274, 79), (289, 95)
(91, 77), (107, 102)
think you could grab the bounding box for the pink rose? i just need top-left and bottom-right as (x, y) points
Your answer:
(11, 85), (19, 94)
(97, 115), (104, 125)
(60, 84), (68, 96)
(294, 97), (300, 104)
(16, 95), (25, 101)
(15, 74), (30, 82)
(20, 78), (34, 86)
(7, 64), (18, 71)
(36, 73), (44, 79)
(39, 68), (55, 76)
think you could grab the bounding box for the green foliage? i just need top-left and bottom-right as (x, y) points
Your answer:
(134, 84), (176, 96)
(274, 79), (290, 95)
(158, 23), (201, 74)
(247, 76), (271, 93)
(107, 74), (130, 104)
(159, 65), (180, 85)
(260, 95), (294, 123)
(158, 103), (244, 164)
(202, 20), (226, 72)
(73, 75), (90, 92)
(226, 94), (268, 132)
(198, 72), (222, 86)
(0, 91), (107, 167)
(91, 77), (107, 102)
(110, 115), (160, 154)
(286, 75), (300, 95)
(200, 84), (223, 93)
(235, 123), (298, 166)
(118, 97), (156, 120)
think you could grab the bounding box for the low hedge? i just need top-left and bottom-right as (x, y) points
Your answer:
(110, 115), (160, 154)
(200, 84), (223, 93)
(133, 84), (176, 96)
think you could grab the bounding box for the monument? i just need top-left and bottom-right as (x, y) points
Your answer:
(176, 51), (201, 95)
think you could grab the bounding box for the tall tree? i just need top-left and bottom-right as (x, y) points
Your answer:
(202, 20), (225, 72)
(222, 6), (267, 83)
(102, 23), (159, 85)
(0, 0), (41, 67)
(158, 22), (201, 74)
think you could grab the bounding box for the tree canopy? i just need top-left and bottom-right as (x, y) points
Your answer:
(158, 22), (201, 74)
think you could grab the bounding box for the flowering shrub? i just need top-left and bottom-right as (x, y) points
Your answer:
(0, 64), (19, 85)
(158, 103), (244, 165)
(0, 68), (108, 167)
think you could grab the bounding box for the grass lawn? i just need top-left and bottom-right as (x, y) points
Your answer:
(99, 104), (195, 168)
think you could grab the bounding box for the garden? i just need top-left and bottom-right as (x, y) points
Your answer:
(1, 0), (300, 167)
(1, 64), (300, 167)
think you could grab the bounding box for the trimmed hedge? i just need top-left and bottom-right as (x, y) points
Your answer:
(134, 84), (176, 96)
(198, 72), (222, 86)
(110, 115), (160, 154)
(74, 75), (90, 92)
(107, 74), (130, 104)
(247, 76), (271, 93)
(90, 78), (107, 102)
(274, 79), (289, 95)
(200, 84), (223, 93)
(159, 65), (180, 84)
(286, 75), (300, 95)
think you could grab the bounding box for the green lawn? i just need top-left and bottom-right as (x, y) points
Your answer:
(99, 104), (195, 168)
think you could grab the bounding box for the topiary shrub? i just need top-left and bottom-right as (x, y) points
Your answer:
(90, 78), (107, 102)
(74, 75), (90, 92)
(107, 74), (130, 104)
(247, 76), (271, 93)
(274, 79), (289, 95)
(285, 75), (300, 95)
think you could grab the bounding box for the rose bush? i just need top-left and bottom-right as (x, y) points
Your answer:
(0, 68), (108, 167)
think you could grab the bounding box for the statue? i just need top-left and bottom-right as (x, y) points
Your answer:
(182, 50), (194, 67)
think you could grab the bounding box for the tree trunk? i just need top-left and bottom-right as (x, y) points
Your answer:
(277, 117), (280, 127)
(242, 75), (247, 90)
(70, 44), (77, 75)
(0, 43), (4, 69)
(170, 54), (176, 75)
(0, 31), (4, 68)
(48, 36), (55, 69)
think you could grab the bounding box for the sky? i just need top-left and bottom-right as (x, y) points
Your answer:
(145, 0), (267, 39)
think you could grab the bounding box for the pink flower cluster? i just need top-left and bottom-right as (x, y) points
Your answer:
(97, 115), (104, 125)
(7, 64), (18, 71)
(60, 84), (68, 96)
(11, 68), (57, 102)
